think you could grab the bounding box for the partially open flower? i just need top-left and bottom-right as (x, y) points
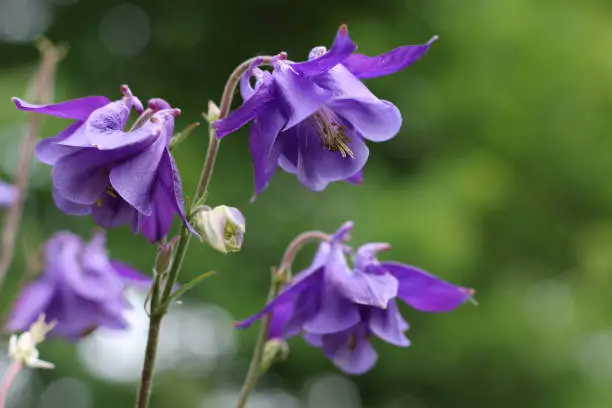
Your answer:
(193, 205), (246, 253)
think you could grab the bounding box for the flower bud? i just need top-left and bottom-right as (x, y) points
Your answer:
(260, 338), (289, 373)
(204, 100), (221, 123)
(194, 205), (245, 253)
(9, 314), (55, 369)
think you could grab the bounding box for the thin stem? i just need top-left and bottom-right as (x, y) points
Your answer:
(0, 39), (64, 293)
(0, 361), (22, 408)
(235, 231), (330, 408)
(135, 54), (279, 408)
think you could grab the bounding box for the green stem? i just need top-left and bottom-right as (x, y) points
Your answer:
(134, 53), (281, 408)
(235, 231), (329, 408)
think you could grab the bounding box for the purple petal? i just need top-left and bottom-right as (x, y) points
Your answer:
(12, 96), (110, 120)
(52, 189), (91, 216)
(235, 266), (323, 330)
(109, 135), (166, 216)
(382, 262), (474, 312)
(303, 333), (323, 347)
(91, 194), (136, 229)
(323, 330), (378, 375)
(110, 260), (152, 288)
(329, 98), (401, 142)
(249, 106), (286, 196)
(345, 170), (363, 185)
(268, 294), (295, 339)
(330, 221), (354, 243)
(302, 283), (360, 334)
(368, 300), (411, 347)
(35, 122), (83, 165)
(213, 74), (276, 138)
(325, 246), (398, 309)
(240, 60), (265, 101)
(342, 36), (437, 79)
(292, 25), (357, 76)
(273, 62), (333, 130)
(0, 180), (17, 207)
(5, 282), (54, 332)
(139, 180), (176, 243)
(52, 149), (111, 205)
(354, 242), (391, 272)
(157, 150), (196, 237)
(278, 122), (369, 192)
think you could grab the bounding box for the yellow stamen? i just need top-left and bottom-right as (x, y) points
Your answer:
(310, 109), (354, 159)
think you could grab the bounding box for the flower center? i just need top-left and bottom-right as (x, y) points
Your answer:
(347, 333), (358, 351)
(96, 186), (118, 207)
(310, 109), (354, 159)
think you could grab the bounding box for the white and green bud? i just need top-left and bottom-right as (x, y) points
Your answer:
(260, 338), (289, 373)
(194, 205), (245, 253)
(9, 314), (56, 369)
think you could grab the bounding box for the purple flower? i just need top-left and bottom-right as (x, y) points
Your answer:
(13, 86), (189, 243)
(236, 222), (473, 374)
(213, 25), (436, 196)
(6, 231), (151, 340)
(0, 180), (17, 207)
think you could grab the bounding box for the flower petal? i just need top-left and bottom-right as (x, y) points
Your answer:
(292, 25), (357, 76)
(273, 62), (333, 130)
(249, 106), (286, 196)
(52, 150), (111, 205)
(109, 135), (166, 216)
(0, 180), (16, 207)
(382, 262), (474, 312)
(323, 330), (378, 375)
(5, 282), (55, 332)
(110, 260), (152, 288)
(368, 300), (411, 347)
(302, 281), (360, 334)
(12, 96), (110, 120)
(329, 98), (401, 142)
(213, 74), (276, 138)
(325, 246), (398, 308)
(91, 194), (136, 228)
(268, 294), (295, 339)
(278, 122), (369, 192)
(342, 36), (437, 79)
(52, 189), (91, 216)
(235, 266), (323, 330)
(140, 180), (175, 243)
(345, 170), (363, 185)
(35, 122), (83, 165)
(157, 150), (197, 237)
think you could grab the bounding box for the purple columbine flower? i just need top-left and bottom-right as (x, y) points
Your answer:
(0, 180), (17, 207)
(213, 25), (436, 196)
(6, 231), (151, 340)
(236, 222), (474, 374)
(12, 86), (189, 243)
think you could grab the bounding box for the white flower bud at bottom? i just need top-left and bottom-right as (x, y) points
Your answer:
(193, 205), (245, 253)
(261, 338), (290, 373)
(8, 314), (55, 369)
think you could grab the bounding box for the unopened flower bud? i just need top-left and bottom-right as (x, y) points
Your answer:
(8, 314), (55, 369)
(154, 236), (178, 274)
(260, 338), (289, 373)
(205, 100), (221, 123)
(194, 205), (245, 253)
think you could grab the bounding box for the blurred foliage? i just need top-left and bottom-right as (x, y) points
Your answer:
(1, 0), (612, 407)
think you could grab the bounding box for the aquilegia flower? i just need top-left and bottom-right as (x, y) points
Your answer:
(213, 25), (436, 196)
(12, 86), (189, 243)
(236, 221), (473, 374)
(0, 180), (16, 207)
(6, 231), (151, 340)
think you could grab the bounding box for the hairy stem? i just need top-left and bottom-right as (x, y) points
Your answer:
(0, 39), (65, 295)
(0, 361), (22, 408)
(135, 54), (280, 408)
(235, 231), (330, 408)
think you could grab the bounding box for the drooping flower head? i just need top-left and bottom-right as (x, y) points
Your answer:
(0, 180), (17, 207)
(236, 221), (474, 374)
(6, 231), (151, 340)
(13, 86), (190, 243)
(213, 25), (436, 196)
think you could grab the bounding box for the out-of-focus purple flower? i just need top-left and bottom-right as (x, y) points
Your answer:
(6, 231), (151, 340)
(235, 221), (473, 374)
(12, 86), (190, 243)
(213, 25), (436, 196)
(0, 180), (17, 207)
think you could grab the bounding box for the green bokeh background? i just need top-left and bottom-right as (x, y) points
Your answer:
(1, 0), (611, 407)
